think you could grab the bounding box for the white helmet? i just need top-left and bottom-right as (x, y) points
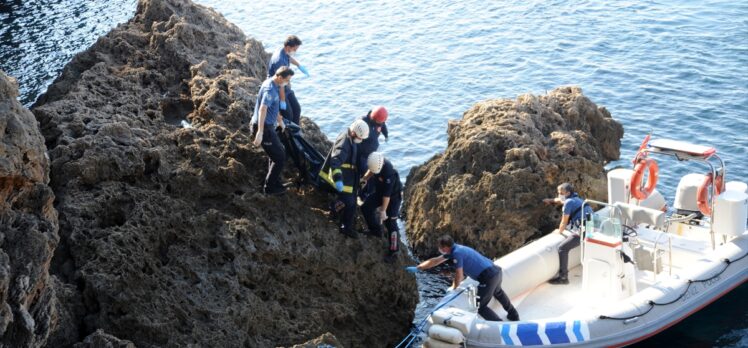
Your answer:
(367, 152), (385, 174)
(349, 119), (370, 140)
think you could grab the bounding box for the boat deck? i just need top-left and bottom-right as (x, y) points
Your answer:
(489, 225), (717, 321)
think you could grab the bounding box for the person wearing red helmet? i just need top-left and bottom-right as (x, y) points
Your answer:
(357, 106), (389, 175)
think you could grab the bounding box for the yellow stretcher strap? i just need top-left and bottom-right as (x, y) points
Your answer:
(318, 169), (353, 193)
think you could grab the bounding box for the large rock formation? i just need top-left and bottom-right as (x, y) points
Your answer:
(404, 87), (623, 258)
(0, 70), (58, 346)
(0, 70), (60, 346)
(31, 0), (417, 346)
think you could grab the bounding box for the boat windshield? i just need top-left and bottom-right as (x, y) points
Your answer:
(585, 212), (622, 241)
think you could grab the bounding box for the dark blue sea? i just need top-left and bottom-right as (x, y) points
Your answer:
(1, 0), (746, 346)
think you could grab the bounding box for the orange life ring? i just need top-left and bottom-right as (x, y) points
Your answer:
(630, 158), (659, 200)
(697, 173), (725, 215)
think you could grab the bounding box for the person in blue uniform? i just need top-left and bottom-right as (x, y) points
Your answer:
(356, 106), (389, 172)
(360, 153), (401, 259)
(319, 120), (369, 238)
(267, 35), (310, 125)
(543, 182), (593, 284)
(251, 66), (294, 195)
(414, 235), (520, 321)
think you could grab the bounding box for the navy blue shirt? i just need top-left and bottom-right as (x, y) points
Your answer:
(562, 193), (593, 227)
(251, 78), (281, 126)
(444, 243), (494, 279)
(358, 115), (388, 156)
(267, 47), (290, 78)
(373, 159), (401, 198)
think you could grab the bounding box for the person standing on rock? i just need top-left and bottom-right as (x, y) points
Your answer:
(267, 35), (310, 125)
(542, 182), (593, 285)
(251, 66), (295, 195)
(411, 235), (520, 321)
(357, 106), (389, 201)
(360, 152), (401, 261)
(357, 106), (389, 172)
(319, 119), (369, 238)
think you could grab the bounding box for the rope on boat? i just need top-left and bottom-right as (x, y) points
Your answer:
(395, 287), (467, 348)
(599, 250), (748, 320)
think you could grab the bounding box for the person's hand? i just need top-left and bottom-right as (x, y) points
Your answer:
(253, 131), (262, 147)
(298, 65), (310, 76)
(404, 266), (418, 273)
(278, 120), (285, 131)
(377, 207), (386, 223)
(385, 136), (389, 143)
(280, 101), (287, 110)
(359, 177), (368, 187)
(543, 198), (554, 205)
(335, 180), (344, 192)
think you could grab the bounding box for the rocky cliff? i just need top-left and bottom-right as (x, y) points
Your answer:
(28, 0), (417, 346)
(404, 87), (623, 258)
(0, 70), (58, 347)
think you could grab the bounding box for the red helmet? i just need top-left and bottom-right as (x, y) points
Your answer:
(370, 106), (388, 123)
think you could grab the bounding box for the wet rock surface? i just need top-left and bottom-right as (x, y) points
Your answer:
(30, 0), (417, 346)
(404, 87), (623, 258)
(0, 70), (58, 347)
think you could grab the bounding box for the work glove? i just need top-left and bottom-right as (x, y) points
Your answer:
(404, 266), (418, 274)
(280, 101), (287, 110)
(335, 180), (344, 192)
(298, 65), (310, 77)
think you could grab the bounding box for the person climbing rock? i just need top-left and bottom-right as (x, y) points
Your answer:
(319, 119), (369, 238)
(357, 106), (389, 202)
(359, 152), (402, 261)
(357, 106), (389, 172)
(251, 66), (294, 195)
(267, 35), (309, 125)
(411, 235), (520, 321)
(542, 182), (593, 285)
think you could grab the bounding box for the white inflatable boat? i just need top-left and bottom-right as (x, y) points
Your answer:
(422, 138), (748, 347)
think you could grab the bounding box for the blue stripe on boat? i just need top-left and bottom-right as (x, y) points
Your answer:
(545, 321), (570, 344)
(517, 323), (543, 345)
(501, 324), (514, 345)
(573, 320), (584, 342)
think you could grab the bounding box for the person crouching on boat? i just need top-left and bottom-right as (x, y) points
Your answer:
(542, 182), (593, 285)
(415, 235), (520, 321)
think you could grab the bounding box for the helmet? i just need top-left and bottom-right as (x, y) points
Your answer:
(370, 106), (388, 123)
(349, 119), (370, 140)
(367, 152), (385, 174)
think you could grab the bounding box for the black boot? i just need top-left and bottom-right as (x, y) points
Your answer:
(548, 274), (569, 285)
(507, 308), (520, 321)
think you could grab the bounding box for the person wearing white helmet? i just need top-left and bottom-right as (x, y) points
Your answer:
(360, 152), (403, 261)
(318, 119), (369, 238)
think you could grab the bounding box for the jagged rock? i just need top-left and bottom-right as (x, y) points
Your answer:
(283, 332), (343, 348)
(0, 70), (59, 347)
(72, 330), (135, 348)
(32, 0), (417, 347)
(404, 87), (623, 258)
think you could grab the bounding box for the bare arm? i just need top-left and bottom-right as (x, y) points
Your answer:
(279, 85), (286, 102)
(253, 105), (267, 146)
(557, 214), (570, 234)
(450, 268), (464, 290)
(416, 255), (447, 271)
(290, 57), (300, 66)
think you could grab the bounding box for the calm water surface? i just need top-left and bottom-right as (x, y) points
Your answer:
(1, 0), (746, 346)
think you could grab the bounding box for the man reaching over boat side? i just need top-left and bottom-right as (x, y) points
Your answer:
(410, 235), (520, 321)
(543, 182), (593, 285)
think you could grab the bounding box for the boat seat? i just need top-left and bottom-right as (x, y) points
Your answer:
(614, 202), (666, 229)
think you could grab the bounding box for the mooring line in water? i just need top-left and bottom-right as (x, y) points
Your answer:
(395, 287), (467, 348)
